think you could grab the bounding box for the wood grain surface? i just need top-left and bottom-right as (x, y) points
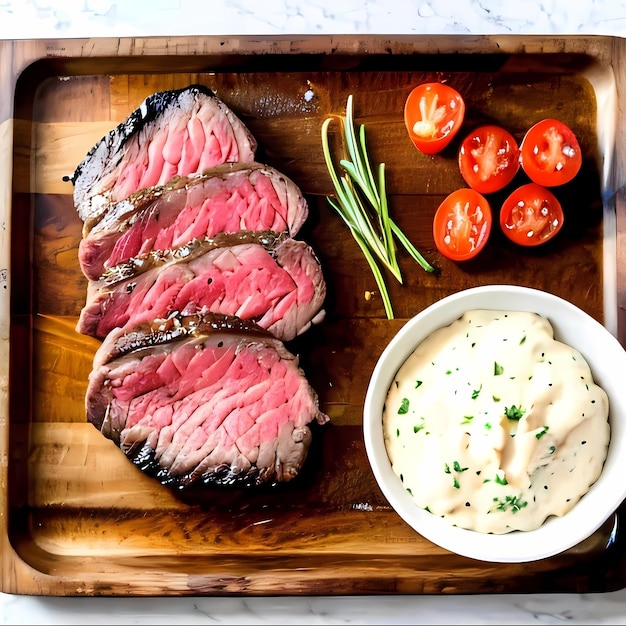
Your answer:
(2, 35), (625, 597)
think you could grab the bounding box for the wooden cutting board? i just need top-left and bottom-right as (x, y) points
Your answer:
(1, 34), (625, 597)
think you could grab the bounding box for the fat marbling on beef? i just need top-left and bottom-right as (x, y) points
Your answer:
(66, 84), (257, 229)
(85, 312), (330, 488)
(77, 161), (309, 281)
(76, 230), (326, 342)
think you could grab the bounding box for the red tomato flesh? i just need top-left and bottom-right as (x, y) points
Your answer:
(404, 83), (465, 155)
(458, 125), (520, 194)
(433, 188), (492, 261)
(519, 118), (582, 187)
(499, 183), (564, 246)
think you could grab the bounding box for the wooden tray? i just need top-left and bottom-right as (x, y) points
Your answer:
(2, 34), (626, 596)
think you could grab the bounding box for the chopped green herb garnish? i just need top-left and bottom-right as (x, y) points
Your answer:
(415, 380), (423, 389)
(505, 405), (525, 420)
(519, 335), (527, 345)
(494, 471), (508, 486)
(492, 494), (528, 514)
(461, 415), (474, 425)
(445, 460), (468, 489)
(483, 470), (508, 486)
(471, 384), (482, 399)
(494, 362), (504, 375)
(413, 421), (425, 433)
(398, 398), (409, 415)
(536, 426), (549, 439)
(492, 395), (501, 402)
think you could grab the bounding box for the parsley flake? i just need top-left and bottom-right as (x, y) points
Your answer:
(492, 494), (528, 514)
(398, 398), (409, 415)
(505, 405), (525, 420)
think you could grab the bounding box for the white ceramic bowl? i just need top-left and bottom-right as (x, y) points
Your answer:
(363, 285), (626, 563)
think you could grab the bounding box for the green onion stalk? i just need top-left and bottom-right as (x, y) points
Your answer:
(321, 95), (436, 319)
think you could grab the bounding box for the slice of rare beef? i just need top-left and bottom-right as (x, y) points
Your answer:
(66, 84), (257, 228)
(78, 161), (309, 281)
(85, 312), (329, 488)
(76, 231), (326, 342)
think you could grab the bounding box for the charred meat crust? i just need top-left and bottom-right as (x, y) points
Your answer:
(86, 312), (329, 488)
(67, 84), (258, 226)
(77, 161), (309, 281)
(76, 231), (327, 342)
(101, 229), (289, 284)
(74, 84), (328, 491)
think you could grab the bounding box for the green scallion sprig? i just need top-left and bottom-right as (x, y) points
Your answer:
(321, 95), (436, 319)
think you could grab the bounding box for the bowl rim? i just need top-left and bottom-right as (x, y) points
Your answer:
(363, 284), (626, 563)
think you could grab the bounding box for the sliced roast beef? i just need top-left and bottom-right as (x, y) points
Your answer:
(76, 231), (326, 342)
(66, 84), (257, 228)
(77, 161), (309, 281)
(85, 312), (329, 488)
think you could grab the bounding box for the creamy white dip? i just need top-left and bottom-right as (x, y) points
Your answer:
(383, 309), (610, 534)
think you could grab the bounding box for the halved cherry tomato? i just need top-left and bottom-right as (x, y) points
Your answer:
(458, 125), (520, 194)
(519, 118), (582, 187)
(404, 83), (465, 155)
(499, 183), (564, 246)
(433, 188), (492, 261)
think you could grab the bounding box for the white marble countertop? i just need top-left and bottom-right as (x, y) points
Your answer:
(2, 0), (626, 624)
(0, 0), (626, 39)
